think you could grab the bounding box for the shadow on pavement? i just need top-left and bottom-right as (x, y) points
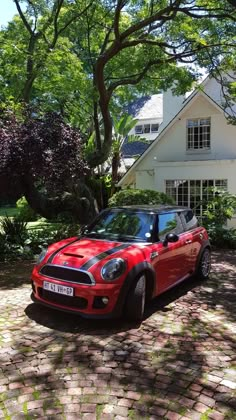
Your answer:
(25, 275), (203, 334)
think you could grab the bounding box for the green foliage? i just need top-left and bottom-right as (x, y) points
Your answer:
(0, 217), (79, 261)
(0, 216), (27, 245)
(203, 189), (236, 226)
(108, 188), (174, 207)
(26, 222), (79, 254)
(205, 224), (236, 249)
(112, 113), (140, 154)
(16, 197), (38, 222)
(203, 189), (236, 249)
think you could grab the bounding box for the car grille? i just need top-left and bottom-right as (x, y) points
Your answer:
(38, 287), (88, 309)
(40, 264), (94, 285)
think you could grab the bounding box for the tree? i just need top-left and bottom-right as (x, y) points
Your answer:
(85, 0), (236, 166)
(0, 109), (96, 222)
(1, 0), (236, 221)
(111, 113), (141, 187)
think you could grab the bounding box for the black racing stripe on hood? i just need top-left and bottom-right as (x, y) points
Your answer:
(80, 243), (131, 271)
(47, 238), (79, 263)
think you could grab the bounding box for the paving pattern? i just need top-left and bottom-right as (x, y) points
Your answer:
(0, 250), (235, 420)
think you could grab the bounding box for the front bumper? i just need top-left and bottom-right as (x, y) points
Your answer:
(31, 275), (124, 319)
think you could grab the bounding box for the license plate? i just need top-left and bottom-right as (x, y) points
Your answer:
(43, 281), (74, 296)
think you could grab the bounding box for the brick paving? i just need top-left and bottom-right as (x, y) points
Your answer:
(0, 250), (235, 419)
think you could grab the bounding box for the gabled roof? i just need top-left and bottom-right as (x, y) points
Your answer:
(126, 94), (163, 120)
(121, 139), (150, 157)
(118, 87), (226, 187)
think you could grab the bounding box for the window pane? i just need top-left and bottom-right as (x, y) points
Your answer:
(166, 179), (227, 220)
(135, 125), (143, 134)
(187, 118), (211, 150)
(151, 123), (159, 132)
(158, 213), (178, 239)
(144, 124), (151, 133)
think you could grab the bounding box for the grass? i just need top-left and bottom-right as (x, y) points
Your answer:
(0, 206), (19, 218)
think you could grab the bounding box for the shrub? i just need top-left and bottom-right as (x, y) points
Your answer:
(0, 216), (28, 245)
(0, 218), (79, 261)
(16, 196), (38, 222)
(206, 225), (236, 249)
(203, 189), (236, 249)
(203, 189), (236, 226)
(27, 223), (79, 254)
(108, 188), (174, 207)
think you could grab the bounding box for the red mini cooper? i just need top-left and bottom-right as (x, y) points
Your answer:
(31, 205), (211, 321)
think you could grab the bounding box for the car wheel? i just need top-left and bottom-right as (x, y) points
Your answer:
(125, 275), (146, 321)
(196, 248), (211, 280)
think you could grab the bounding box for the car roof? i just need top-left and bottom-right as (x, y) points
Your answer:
(109, 205), (191, 214)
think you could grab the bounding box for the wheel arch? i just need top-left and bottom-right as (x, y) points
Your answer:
(113, 261), (157, 318)
(195, 240), (211, 274)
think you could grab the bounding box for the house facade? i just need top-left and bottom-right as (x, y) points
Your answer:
(118, 76), (236, 227)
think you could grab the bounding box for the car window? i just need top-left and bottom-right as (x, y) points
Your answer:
(183, 210), (198, 231)
(85, 210), (155, 242)
(158, 212), (183, 240)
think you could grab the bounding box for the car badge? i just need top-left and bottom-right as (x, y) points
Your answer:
(63, 261), (69, 266)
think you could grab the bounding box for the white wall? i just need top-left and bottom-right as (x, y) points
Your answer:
(162, 89), (185, 129)
(135, 93), (236, 173)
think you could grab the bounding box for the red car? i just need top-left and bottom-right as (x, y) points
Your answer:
(31, 205), (211, 321)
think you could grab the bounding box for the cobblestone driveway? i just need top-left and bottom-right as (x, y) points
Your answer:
(0, 250), (235, 420)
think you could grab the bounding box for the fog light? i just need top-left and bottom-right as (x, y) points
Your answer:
(102, 297), (109, 305)
(93, 296), (109, 309)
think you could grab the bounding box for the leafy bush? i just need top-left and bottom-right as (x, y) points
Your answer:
(206, 225), (236, 249)
(0, 216), (28, 245)
(0, 218), (79, 261)
(108, 188), (174, 207)
(203, 189), (236, 226)
(203, 189), (236, 249)
(16, 196), (38, 222)
(27, 223), (79, 254)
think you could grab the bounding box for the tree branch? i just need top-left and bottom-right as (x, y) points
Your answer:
(14, 0), (33, 34)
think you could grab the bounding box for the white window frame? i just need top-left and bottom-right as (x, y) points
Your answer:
(166, 179), (227, 218)
(187, 118), (211, 150)
(144, 124), (151, 133)
(135, 125), (143, 134)
(151, 123), (159, 132)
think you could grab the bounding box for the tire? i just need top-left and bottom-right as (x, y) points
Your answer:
(196, 248), (211, 280)
(125, 275), (146, 321)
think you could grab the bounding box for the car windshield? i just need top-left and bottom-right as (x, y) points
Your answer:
(84, 210), (155, 242)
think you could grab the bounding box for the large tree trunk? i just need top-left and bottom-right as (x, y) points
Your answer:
(22, 176), (97, 223)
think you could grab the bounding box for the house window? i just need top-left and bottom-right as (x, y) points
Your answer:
(135, 125), (143, 134)
(151, 123), (159, 132)
(166, 179), (227, 218)
(187, 118), (211, 150)
(144, 124), (151, 133)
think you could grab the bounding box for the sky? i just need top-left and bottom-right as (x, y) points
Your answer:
(0, 0), (22, 27)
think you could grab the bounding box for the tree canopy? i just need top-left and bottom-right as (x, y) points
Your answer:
(0, 0), (236, 219)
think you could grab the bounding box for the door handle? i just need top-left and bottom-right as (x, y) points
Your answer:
(185, 239), (192, 244)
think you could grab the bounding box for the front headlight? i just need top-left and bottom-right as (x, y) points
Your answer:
(36, 248), (48, 265)
(101, 258), (126, 281)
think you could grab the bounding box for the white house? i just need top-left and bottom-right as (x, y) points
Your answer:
(118, 75), (236, 227)
(127, 94), (163, 142)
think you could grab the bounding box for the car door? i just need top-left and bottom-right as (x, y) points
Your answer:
(151, 212), (191, 294)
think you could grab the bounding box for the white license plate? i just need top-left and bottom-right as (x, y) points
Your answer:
(43, 281), (74, 296)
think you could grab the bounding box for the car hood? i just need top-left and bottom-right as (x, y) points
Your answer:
(45, 237), (135, 270)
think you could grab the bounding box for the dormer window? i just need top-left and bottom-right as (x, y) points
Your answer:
(135, 125), (143, 134)
(151, 123), (159, 132)
(144, 124), (151, 133)
(187, 118), (211, 150)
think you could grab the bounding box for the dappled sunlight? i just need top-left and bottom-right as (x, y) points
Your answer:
(0, 251), (235, 418)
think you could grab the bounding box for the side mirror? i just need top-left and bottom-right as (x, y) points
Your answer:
(163, 232), (179, 247)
